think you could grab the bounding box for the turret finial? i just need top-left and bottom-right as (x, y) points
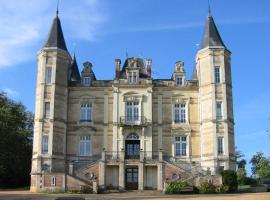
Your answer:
(56, 0), (59, 16)
(208, 0), (212, 16)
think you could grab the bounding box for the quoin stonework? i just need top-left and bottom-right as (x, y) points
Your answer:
(30, 9), (236, 192)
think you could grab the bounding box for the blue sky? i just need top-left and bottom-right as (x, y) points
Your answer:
(0, 0), (269, 173)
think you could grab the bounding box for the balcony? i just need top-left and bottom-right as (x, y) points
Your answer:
(102, 150), (162, 162)
(119, 116), (150, 126)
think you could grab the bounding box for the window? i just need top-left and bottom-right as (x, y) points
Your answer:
(215, 66), (221, 83)
(176, 76), (184, 86)
(217, 137), (224, 155)
(126, 101), (139, 122)
(51, 176), (56, 186)
(79, 135), (91, 156)
(174, 103), (186, 123)
(42, 135), (48, 154)
(44, 102), (50, 118)
(80, 103), (92, 122)
(128, 72), (138, 84)
(175, 136), (187, 156)
(45, 67), (52, 84)
(82, 77), (91, 86)
(216, 102), (222, 120)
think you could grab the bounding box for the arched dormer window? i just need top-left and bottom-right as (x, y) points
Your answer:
(82, 76), (91, 86)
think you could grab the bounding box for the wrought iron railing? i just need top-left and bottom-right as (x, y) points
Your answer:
(119, 116), (149, 126)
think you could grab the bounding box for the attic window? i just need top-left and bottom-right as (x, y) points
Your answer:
(128, 72), (138, 84)
(176, 76), (184, 86)
(83, 77), (91, 86)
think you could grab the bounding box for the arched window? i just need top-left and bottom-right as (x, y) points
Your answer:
(80, 103), (92, 122)
(126, 133), (139, 140)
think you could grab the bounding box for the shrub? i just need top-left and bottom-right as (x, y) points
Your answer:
(221, 170), (238, 193)
(80, 185), (92, 194)
(242, 177), (257, 186)
(165, 181), (190, 194)
(215, 185), (229, 193)
(198, 181), (215, 194)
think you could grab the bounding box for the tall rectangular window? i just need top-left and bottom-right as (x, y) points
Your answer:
(174, 103), (186, 123)
(126, 101), (139, 122)
(80, 103), (92, 122)
(42, 135), (48, 154)
(215, 66), (221, 83)
(45, 67), (52, 84)
(175, 136), (187, 156)
(217, 137), (224, 155)
(44, 102), (50, 118)
(79, 135), (91, 156)
(216, 102), (222, 120)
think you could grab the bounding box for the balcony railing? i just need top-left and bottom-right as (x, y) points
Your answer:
(119, 116), (150, 126)
(103, 150), (161, 162)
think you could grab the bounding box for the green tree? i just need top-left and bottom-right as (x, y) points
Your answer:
(0, 92), (33, 188)
(250, 152), (264, 176)
(257, 158), (270, 181)
(237, 168), (247, 185)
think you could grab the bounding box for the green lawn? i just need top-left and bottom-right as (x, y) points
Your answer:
(238, 185), (251, 190)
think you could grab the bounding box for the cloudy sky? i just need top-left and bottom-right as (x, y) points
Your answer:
(0, 0), (269, 173)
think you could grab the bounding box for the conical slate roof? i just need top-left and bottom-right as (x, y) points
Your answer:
(70, 55), (81, 82)
(200, 15), (225, 49)
(44, 15), (68, 51)
(191, 67), (198, 80)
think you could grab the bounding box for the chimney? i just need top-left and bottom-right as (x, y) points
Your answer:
(146, 58), (152, 78)
(115, 59), (121, 79)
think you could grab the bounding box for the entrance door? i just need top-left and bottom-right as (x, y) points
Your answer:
(126, 168), (138, 190)
(125, 140), (140, 159)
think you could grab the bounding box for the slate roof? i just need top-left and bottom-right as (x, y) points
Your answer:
(70, 55), (81, 82)
(200, 15), (226, 49)
(44, 15), (68, 51)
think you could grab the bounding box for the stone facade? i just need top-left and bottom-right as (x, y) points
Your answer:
(30, 12), (236, 192)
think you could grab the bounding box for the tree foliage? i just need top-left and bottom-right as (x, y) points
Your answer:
(250, 152), (270, 181)
(0, 92), (33, 188)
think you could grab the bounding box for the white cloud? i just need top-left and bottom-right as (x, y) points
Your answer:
(0, 0), (107, 69)
(3, 88), (19, 98)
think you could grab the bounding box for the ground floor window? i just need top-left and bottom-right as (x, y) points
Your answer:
(175, 136), (187, 156)
(79, 135), (91, 156)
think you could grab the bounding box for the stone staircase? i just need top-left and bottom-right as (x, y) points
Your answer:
(164, 158), (208, 184)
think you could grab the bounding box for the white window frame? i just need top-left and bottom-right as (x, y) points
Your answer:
(175, 76), (184, 86)
(127, 71), (138, 84)
(80, 103), (92, 122)
(42, 135), (48, 154)
(214, 66), (221, 83)
(126, 101), (140, 123)
(217, 137), (224, 155)
(174, 103), (186, 123)
(44, 102), (50, 119)
(79, 135), (91, 156)
(216, 102), (222, 120)
(82, 77), (91, 86)
(45, 67), (52, 85)
(175, 136), (187, 157)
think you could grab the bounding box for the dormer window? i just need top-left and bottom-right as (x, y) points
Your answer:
(127, 72), (138, 84)
(176, 76), (184, 86)
(82, 77), (91, 86)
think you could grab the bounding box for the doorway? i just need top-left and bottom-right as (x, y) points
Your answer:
(125, 168), (138, 190)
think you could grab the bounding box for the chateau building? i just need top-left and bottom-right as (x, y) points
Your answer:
(31, 9), (235, 192)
